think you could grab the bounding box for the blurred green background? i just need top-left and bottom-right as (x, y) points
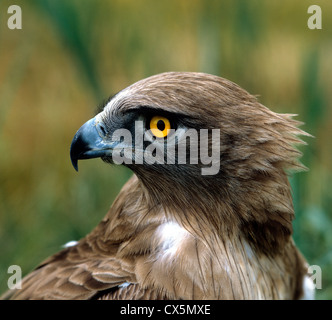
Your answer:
(0, 0), (331, 299)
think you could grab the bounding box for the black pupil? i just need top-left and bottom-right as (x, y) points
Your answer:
(157, 120), (165, 131)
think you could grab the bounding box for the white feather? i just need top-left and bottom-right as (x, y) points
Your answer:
(156, 221), (189, 258)
(62, 240), (78, 248)
(301, 275), (315, 300)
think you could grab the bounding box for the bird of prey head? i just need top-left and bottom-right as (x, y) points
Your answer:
(4, 72), (313, 300)
(70, 72), (308, 251)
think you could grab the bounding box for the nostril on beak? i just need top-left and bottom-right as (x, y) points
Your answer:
(100, 125), (106, 136)
(96, 122), (107, 137)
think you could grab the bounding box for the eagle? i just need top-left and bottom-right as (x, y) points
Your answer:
(3, 72), (313, 300)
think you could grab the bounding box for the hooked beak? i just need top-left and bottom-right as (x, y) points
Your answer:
(70, 117), (114, 171)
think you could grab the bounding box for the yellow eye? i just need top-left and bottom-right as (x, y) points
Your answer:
(149, 116), (171, 138)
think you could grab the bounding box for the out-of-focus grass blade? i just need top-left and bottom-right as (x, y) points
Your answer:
(0, 43), (31, 134)
(33, 0), (103, 101)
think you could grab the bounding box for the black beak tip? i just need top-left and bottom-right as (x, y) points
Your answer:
(72, 159), (79, 172)
(70, 143), (79, 172)
(70, 129), (84, 172)
(69, 117), (106, 172)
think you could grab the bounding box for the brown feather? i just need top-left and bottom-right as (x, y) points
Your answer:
(3, 72), (311, 300)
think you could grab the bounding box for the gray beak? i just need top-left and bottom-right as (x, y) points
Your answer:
(70, 117), (113, 171)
